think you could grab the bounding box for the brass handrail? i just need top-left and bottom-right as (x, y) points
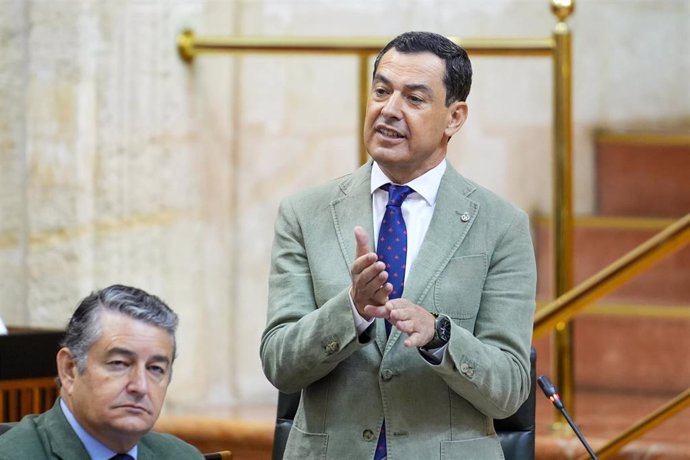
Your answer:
(534, 213), (690, 339)
(177, 32), (557, 165)
(177, 31), (555, 60)
(535, 213), (690, 456)
(579, 387), (690, 460)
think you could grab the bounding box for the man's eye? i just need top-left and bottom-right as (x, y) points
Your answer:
(149, 365), (167, 375)
(408, 95), (424, 104)
(108, 360), (128, 369)
(373, 87), (388, 97)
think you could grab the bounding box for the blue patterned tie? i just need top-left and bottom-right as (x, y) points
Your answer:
(109, 455), (134, 460)
(374, 183), (413, 460)
(377, 183), (414, 334)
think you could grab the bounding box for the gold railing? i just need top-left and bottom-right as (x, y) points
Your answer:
(178, 0), (578, 417)
(587, 387), (690, 460)
(177, 34), (556, 166)
(533, 213), (690, 338)
(534, 213), (690, 459)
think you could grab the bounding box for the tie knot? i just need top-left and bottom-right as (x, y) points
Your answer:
(381, 183), (414, 207)
(109, 454), (134, 460)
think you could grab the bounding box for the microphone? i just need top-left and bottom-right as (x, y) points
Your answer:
(537, 375), (599, 460)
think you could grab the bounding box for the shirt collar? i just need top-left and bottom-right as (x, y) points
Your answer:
(60, 398), (138, 460)
(371, 160), (447, 206)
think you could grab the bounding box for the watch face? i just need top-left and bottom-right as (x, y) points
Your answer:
(437, 316), (451, 342)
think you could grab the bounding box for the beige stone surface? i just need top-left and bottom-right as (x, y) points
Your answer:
(0, 0), (688, 417)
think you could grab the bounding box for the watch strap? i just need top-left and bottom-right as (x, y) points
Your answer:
(421, 313), (450, 350)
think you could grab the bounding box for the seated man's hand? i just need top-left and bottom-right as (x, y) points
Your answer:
(351, 226), (392, 319)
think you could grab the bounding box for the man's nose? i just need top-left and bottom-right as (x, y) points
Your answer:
(127, 366), (149, 394)
(381, 92), (403, 118)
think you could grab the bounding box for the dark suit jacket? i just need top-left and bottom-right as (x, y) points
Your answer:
(0, 400), (204, 459)
(261, 161), (537, 459)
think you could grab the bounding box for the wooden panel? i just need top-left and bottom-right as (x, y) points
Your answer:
(0, 377), (59, 422)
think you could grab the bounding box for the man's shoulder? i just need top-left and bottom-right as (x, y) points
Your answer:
(140, 431), (205, 458)
(282, 162), (371, 207)
(0, 414), (46, 459)
(0, 405), (90, 460)
(445, 165), (526, 217)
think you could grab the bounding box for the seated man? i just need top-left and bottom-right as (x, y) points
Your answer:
(0, 284), (204, 460)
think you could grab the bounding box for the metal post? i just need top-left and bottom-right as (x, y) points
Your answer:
(551, 0), (576, 423)
(358, 54), (370, 165)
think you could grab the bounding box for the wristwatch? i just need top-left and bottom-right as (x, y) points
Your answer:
(421, 313), (451, 350)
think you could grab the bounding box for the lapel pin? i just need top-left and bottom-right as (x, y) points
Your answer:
(460, 212), (470, 222)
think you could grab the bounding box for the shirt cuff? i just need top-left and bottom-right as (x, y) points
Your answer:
(419, 343), (448, 365)
(349, 288), (374, 335)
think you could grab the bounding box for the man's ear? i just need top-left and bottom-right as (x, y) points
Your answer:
(445, 101), (469, 138)
(57, 347), (77, 392)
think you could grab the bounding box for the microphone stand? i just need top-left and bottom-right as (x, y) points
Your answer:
(538, 375), (599, 460)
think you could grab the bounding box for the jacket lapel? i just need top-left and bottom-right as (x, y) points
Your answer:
(330, 162), (375, 266)
(40, 400), (92, 460)
(330, 162), (389, 355)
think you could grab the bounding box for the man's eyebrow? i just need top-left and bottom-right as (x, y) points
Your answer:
(105, 347), (136, 359)
(405, 83), (433, 95)
(373, 74), (392, 86)
(372, 74), (433, 96)
(105, 347), (171, 365)
(148, 355), (171, 366)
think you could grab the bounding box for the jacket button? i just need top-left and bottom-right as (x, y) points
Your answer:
(363, 429), (375, 441)
(460, 362), (474, 378)
(381, 369), (394, 381)
(325, 341), (339, 354)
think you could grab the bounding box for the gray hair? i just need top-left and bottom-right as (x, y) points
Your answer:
(61, 284), (178, 374)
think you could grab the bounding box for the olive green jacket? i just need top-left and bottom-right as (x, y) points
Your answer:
(0, 400), (204, 460)
(261, 161), (537, 460)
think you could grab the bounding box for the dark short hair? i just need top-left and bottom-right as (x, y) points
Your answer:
(373, 31), (473, 105)
(61, 284), (178, 374)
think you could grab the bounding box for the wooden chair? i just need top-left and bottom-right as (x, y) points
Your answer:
(0, 328), (64, 423)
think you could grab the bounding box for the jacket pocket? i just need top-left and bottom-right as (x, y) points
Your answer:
(441, 435), (505, 460)
(284, 424), (328, 460)
(433, 253), (487, 320)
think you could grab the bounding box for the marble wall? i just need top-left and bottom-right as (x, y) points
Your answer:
(0, 0), (687, 415)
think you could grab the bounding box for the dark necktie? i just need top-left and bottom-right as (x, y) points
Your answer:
(109, 454), (134, 460)
(374, 183), (413, 460)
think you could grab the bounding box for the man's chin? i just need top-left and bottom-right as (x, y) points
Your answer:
(369, 146), (408, 163)
(109, 411), (156, 434)
(110, 417), (155, 436)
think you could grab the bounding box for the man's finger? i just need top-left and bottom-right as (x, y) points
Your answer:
(363, 304), (390, 319)
(354, 226), (371, 258)
(351, 252), (379, 276)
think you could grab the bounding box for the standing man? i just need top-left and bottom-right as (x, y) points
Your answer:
(0, 284), (204, 459)
(261, 31), (537, 459)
